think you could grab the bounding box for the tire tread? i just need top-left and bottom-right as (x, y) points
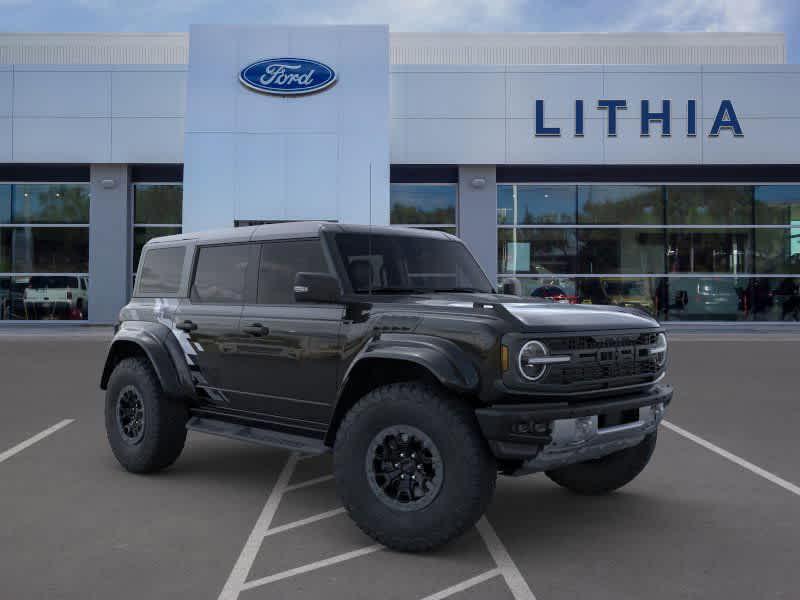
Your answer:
(105, 357), (187, 474)
(334, 382), (495, 552)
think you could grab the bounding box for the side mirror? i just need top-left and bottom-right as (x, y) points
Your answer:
(500, 278), (522, 296)
(294, 272), (342, 303)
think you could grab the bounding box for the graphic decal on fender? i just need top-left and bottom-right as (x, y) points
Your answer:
(152, 298), (229, 405)
(239, 57), (337, 96)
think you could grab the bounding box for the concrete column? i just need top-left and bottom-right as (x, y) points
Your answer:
(458, 166), (497, 284)
(89, 164), (130, 324)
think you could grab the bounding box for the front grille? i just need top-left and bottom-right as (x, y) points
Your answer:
(543, 333), (661, 387)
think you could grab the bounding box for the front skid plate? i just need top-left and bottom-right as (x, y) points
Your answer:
(504, 403), (664, 476)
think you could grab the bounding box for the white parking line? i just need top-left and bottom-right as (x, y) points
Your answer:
(262, 507), (346, 538)
(284, 474), (334, 492)
(418, 568), (501, 600)
(221, 451), (538, 600)
(476, 517), (537, 600)
(0, 419), (74, 464)
(662, 420), (800, 498)
(218, 452), (300, 600)
(239, 544), (384, 591)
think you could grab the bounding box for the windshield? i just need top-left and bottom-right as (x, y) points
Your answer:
(334, 232), (493, 294)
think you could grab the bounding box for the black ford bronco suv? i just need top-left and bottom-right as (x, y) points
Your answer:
(101, 222), (672, 551)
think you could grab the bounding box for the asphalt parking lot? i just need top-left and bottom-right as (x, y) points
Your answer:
(1, 328), (799, 600)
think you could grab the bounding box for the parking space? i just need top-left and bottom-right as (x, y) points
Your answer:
(1, 330), (799, 599)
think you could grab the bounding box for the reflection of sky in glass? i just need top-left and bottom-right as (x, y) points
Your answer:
(755, 185), (800, 204)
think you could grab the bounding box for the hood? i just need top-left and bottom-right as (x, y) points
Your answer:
(501, 301), (659, 332)
(363, 292), (660, 332)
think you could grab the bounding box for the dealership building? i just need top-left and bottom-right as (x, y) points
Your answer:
(0, 27), (799, 324)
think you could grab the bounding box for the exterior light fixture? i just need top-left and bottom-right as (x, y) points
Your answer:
(470, 177), (486, 189)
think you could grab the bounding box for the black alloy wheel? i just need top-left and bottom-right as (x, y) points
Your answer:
(116, 385), (145, 444)
(366, 425), (444, 511)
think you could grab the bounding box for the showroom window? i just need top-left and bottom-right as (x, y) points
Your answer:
(0, 183), (90, 320)
(132, 184), (183, 276)
(390, 183), (457, 235)
(497, 184), (800, 321)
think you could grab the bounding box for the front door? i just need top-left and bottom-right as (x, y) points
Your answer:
(173, 242), (253, 404)
(231, 238), (343, 431)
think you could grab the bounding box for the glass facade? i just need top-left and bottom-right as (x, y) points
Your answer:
(0, 183), (90, 320)
(132, 184), (183, 274)
(390, 183), (457, 235)
(498, 184), (800, 321)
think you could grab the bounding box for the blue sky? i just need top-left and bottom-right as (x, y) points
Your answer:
(1, 0), (798, 62)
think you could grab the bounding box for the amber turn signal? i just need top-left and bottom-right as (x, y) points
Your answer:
(501, 344), (509, 371)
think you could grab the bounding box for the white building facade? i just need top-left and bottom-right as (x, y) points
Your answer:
(0, 28), (798, 323)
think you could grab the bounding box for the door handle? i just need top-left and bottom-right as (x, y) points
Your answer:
(242, 323), (269, 336)
(176, 319), (197, 332)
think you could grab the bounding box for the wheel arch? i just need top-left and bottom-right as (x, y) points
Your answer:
(324, 335), (480, 445)
(100, 324), (195, 401)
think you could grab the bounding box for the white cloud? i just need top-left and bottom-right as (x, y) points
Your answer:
(283, 0), (524, 31)
(622, 0), (780, 32)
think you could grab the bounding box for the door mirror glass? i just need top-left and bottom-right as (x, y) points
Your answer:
(294, 272), (341, 303)
(500, 277), (522, 295)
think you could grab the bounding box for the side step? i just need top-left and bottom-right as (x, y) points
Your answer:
(186, 416), (330, 455)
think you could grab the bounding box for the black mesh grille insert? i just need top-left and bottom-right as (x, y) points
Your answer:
(542, 333), (661, 387)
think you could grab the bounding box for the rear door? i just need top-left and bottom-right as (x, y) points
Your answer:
(232, 238), (344, 429)
(173, 243), (254, 404)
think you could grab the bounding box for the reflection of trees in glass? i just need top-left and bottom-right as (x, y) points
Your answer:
(667, 186), (752, 225)
(390, 203), (454, 225)
(517, 186), (575, 225)
(13, 185), (90, 224)
(578, 186), (662, 225)
(390, 184), (456, 226)
(134, 185), (183, 224)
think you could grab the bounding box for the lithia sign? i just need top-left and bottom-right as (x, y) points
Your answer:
(535, 99), (743, 138)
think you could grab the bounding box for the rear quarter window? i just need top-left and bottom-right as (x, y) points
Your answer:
(190, 244), (251, 304)
(136, 246), (186, 296)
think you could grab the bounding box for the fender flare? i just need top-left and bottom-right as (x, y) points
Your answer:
(100, 322), (195, 400)
(325, 334), (480, 444)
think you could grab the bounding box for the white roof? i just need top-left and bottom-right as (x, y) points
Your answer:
(0, 31), (786, 66)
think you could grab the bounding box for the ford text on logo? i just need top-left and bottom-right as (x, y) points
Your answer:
(239, 58), (337, 96)
(535, 99), (743, 138)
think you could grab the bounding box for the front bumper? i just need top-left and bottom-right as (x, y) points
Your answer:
(476, 384), (672, 475)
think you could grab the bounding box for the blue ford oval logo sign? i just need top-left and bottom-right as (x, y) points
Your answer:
(239, 58), (337, 96)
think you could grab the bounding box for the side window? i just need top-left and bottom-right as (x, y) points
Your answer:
(136, 246), (186, 296)
(257, 239), (329, 304)
(191, 244), (250, 304)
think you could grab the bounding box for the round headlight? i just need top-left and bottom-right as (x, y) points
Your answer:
(653, 333), (668, 367)
(518, 340), (549, 381)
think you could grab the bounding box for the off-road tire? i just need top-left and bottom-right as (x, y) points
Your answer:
(545, 432), (658, 495)
(105, 357), (188, 473)
(333, 382), (496, 552)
